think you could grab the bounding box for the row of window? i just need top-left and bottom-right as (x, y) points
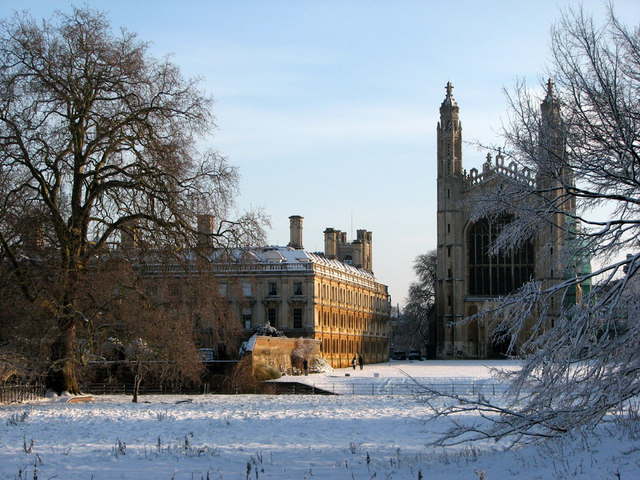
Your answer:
(318, 283), (383, 310)
(218, 281), (304, 298)
(217, 280), (385, 312)
(241, 306), (304, 330)
(267, 281), (303, 296)
(241, 306), (387, 332)
(319, 311), (384, 333)
(321, 337), (386, 356)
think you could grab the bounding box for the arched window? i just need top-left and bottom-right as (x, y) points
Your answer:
(467, 216), (534, 296)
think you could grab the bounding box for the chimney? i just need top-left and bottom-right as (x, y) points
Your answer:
(324, 228), (337, 258)
(288, 215), (303, 249)
(357, 229), (373, 271)
(120, 220), (139, 250)
(197, 214), (215, 247)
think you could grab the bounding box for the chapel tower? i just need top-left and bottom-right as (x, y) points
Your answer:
(429, 80), (587, 359)
(435, 82), (465, 357)
(536, 79), (579, 311)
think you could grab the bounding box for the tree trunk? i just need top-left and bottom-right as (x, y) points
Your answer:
(132, 373), (141, 403)
(46, 315), (81, 395)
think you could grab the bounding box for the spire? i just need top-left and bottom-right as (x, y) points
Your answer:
(538, 78), (565, 181)
(542, 78), (559, 110)
(437, 80), (462, 178)
(441, 81), (457, 108)
(541, 77), (561, 130)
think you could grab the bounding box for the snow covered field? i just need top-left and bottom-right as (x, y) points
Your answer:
(1, 360), (639, 479)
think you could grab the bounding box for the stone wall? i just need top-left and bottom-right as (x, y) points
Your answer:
(251, 336), (321, 375)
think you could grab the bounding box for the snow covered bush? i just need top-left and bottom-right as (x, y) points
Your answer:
(309, 357), (333, 374)
(254, 322), (285, 337)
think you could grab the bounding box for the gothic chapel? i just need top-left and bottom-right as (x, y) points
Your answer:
(433, 81), (586, 359)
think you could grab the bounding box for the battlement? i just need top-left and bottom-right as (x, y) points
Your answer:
(464, 149), (535, 189)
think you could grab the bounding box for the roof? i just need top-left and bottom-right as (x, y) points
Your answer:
(209, 245), (377, 281)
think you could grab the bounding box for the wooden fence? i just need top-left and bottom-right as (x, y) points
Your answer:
(80, 383), (216, 395)
(0, 384), (46, 404)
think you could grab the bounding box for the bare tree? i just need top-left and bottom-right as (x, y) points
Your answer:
(425, 4), (640, 445)
(0, 7), (266, 393)
(394, 250), (437, 352)
(409, 251), (438, 307)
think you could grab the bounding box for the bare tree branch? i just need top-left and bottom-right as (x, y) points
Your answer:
(427, 4), (640, 445)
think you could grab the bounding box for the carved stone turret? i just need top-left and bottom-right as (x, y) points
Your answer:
(323, 227), (373, 272)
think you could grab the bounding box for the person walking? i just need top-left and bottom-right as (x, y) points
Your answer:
(358, 354), (364, 370)
(351, 356), (357, 370)
(303, 358), (308, 376)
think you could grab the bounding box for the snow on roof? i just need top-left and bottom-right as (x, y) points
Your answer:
(139, 245), (379, 283)
(207, 245), (375, 279)
(256, 246), (377, 279)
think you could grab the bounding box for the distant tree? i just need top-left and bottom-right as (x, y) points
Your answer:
(76, 254), (241, 402)
(394, 250), (437, 350)
(424, 4), (640, 445)
(407, 251), (437, 314)
(0, 7), (267, 394)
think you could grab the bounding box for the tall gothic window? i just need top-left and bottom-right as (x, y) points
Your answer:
(467, 216), (534, 296)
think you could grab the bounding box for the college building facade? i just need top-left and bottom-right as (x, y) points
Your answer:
(201, 215), (391, 368)
(434, 81), (590, 359)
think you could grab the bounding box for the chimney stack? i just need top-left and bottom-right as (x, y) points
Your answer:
(120, 220), (139, 250)
(288, 215), (303, 249)
(197, 214), (215, 247)
(324, 228), (337, 258)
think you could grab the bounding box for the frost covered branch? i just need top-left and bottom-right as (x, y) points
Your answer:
(426, 4), (640, 445)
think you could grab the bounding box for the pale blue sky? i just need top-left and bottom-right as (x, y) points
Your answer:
(3, 1), (638, 307)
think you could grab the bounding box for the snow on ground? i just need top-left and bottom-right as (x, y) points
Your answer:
(271, 359), (521, 395)
(322, 359), (523, 380)
(1, 360), (639, 479)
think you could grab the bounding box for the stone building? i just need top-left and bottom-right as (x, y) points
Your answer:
(434, 81), (590, 359)
(207, 216), (390, 368)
